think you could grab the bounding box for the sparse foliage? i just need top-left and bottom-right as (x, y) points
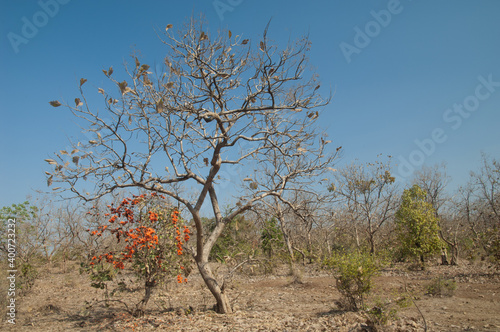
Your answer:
(467, 154), (500, 262)
(46, 17), (338, 313)
(328, 156), (398, 254)
(426, 276), (456, 297)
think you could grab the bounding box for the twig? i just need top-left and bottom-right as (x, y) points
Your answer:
(412, 298), (427, 332)
(403, 276), (427, 332)
(221, 258), (261, 292)
(89, 298), (132, 315)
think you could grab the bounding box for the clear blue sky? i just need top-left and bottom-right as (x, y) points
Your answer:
(1, 0), (499, 208)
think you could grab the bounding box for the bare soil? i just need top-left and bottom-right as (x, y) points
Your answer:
(1, 260), (499, 331)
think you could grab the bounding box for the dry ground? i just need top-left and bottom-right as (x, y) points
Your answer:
(1, 260), (499, 331)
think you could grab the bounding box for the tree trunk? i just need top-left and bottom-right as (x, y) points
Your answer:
(440, 233), (459, 266)
(283, 232), (295, 269)
(278, 215), (297, 275)
(420, 254), (425, 270)
(450, 244), (459, 265)
(196, 259), (232, 314)
(134, 280), (154, 317)
(369, 233), (375, 255)
(306, 232), (312, 254)
(440, 248), (449, 265)
(293, 246), (307, 266)
(354, 226), (360, 249)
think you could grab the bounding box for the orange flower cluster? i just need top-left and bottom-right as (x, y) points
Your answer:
(90, 252), (124, 269)
(121, 226), (159, 260)
(149, 210), (159, 222)
(177, 274), (186, 283)
(87, 192), (190, 284)
(89, 193), (167, 240)
(171, 210), (188, 256)
(171, 210), (189, 283)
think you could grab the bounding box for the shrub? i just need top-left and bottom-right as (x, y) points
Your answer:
(80, 259), (117, 306)
(364, 295), (412, 330)
(81, 260), (116, 289)
(365, 300), (397, 328)
(324, 251), (379, 311)
(17, 263), (39, 294)
(426, 276), (456, 297)
(261, 218), (284, 259)
(208, 214), (258, 264)
(481, 227), (500, 264)
(84, 193), (191, 316)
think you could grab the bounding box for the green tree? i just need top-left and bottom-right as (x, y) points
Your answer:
(395, 185), (443, 266)
(0, 201), (39, 262)
(0, 201), (41, 292)
(261, 218), (284, 259)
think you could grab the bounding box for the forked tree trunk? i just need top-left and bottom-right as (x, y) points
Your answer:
(369, 234), (375, 255)
(196, 259), (232, 313)
(441, 248), (449, 265)
(133, 280), (155, 317)
(440, 233), (459, 266)
(450, 245), (459, 265)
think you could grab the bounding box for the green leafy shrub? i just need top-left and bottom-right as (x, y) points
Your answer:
(426, 276), (456, 297)
(364, 295), (412, 330)
(261, 218), (284, 259)
(209, 215), (258, 263)
(324, 251), (379, 311)
(18, 263), (39, 293)
(481, 227), (500, 264)
(80, 260), (116, 291)
(366, 301), (397, 328)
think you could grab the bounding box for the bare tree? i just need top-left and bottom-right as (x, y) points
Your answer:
(455, 183), (483, 254)
(464, 154), (500, 260)
(451, 155), (500, 262)
(46, 18), (338, 313)
(285, 190), (336, 263)
(412, 163), (449, 216)
(314, 207), (361, 256)
(470, 154), (500, 224)
(244, 132), (339, 276)
(257, 195), (316, 277)
(249, 126), (339, 272)
(328, 156), (398, 254)
(312, 210), (336, 257)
